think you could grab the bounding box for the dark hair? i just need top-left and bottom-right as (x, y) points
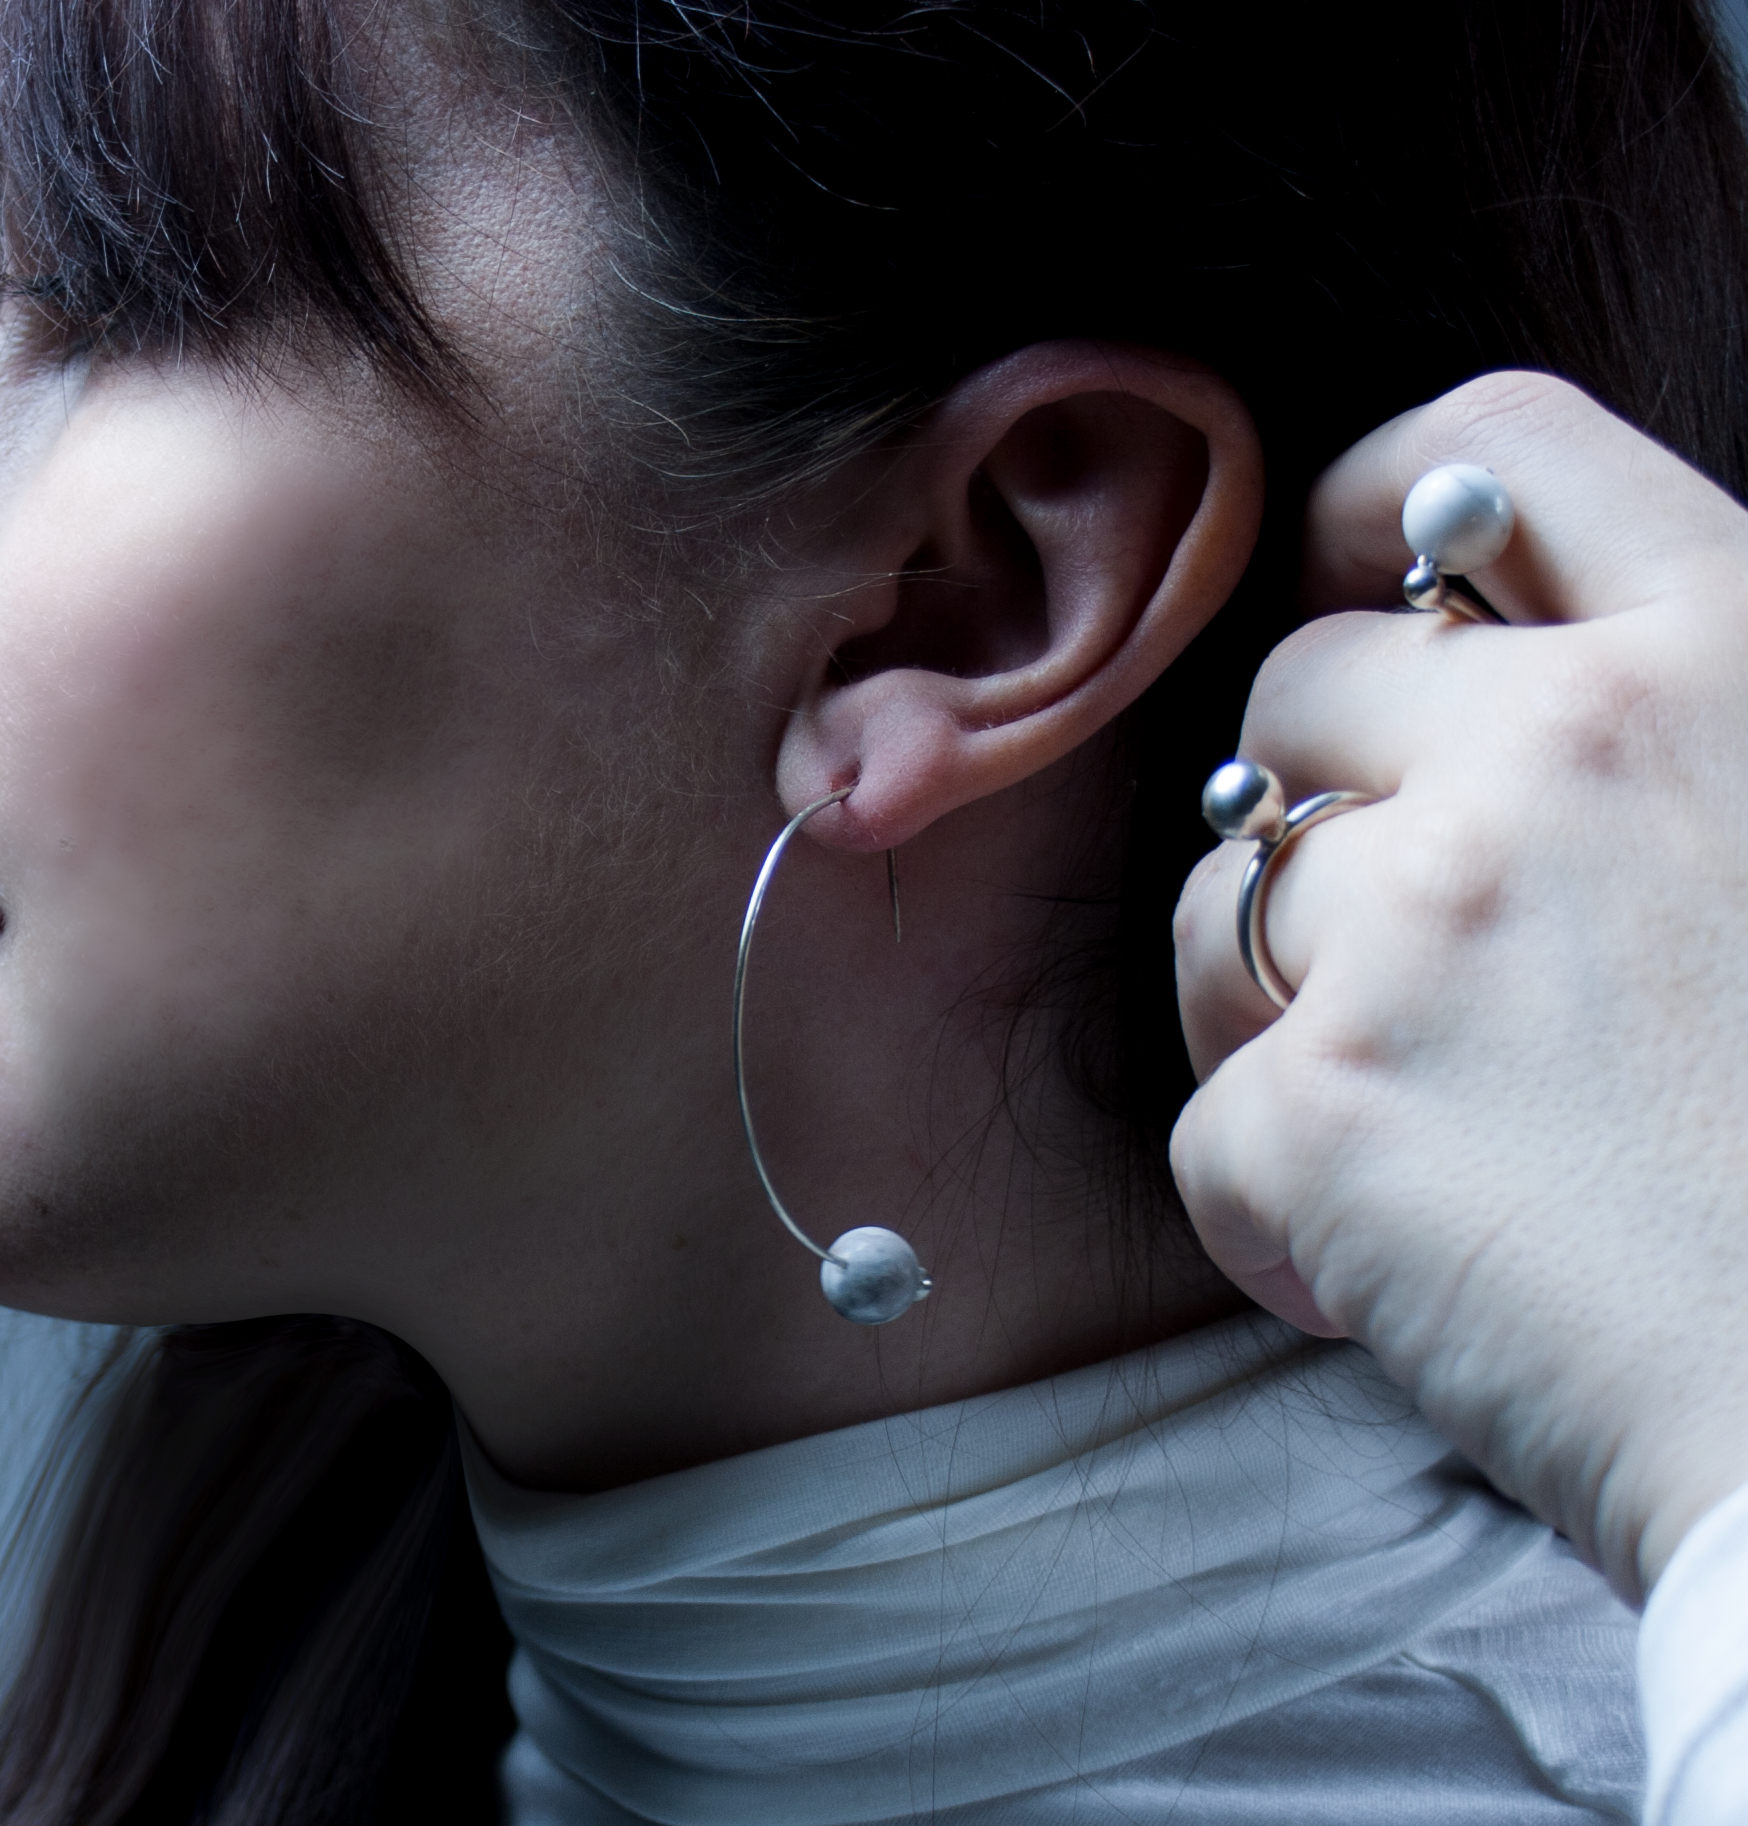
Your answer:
(0, 0), (1745, 1818)
(0, 1319), (513, 1824)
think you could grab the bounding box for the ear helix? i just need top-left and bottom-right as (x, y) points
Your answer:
(732, 788), (933, 1324)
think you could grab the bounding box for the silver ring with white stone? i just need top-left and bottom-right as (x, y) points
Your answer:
(1201, 760), (1375, 1009)
(1400, 463), (1515, 625)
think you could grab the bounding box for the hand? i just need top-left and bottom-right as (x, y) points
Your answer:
(1172, 372), (1748, 1605)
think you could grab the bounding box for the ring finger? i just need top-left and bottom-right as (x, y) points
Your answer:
(1176, 787), (1386, 1077)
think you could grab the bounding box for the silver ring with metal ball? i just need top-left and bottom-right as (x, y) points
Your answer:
(1201, 760), (1374, 1009)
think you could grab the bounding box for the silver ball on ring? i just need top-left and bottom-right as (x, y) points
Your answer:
(1401, 464), (1515, 575)
(820, 1227), (932, 1325)
(1201, 759), (1285, 843)
(1402, 557), (1444, 609)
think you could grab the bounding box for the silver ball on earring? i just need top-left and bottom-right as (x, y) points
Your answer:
(1201, 759), (1286, 843)
(820, 1227), (933, 1325)
(1401, 464), (1515, 575)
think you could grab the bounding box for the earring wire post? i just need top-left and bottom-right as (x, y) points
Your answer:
(732, 788), (854, 1264)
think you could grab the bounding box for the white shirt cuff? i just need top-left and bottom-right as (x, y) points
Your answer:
(1642, 1475), (1748, 1825)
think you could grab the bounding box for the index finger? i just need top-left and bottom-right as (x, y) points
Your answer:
(1303, 371), (1748, 624)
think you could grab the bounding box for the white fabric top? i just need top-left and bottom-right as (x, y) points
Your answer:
(1640, 1474), (1748, 1825)
(464, 1313), (1645, 1825)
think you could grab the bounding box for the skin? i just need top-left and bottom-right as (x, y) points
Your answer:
(1174, 371), (1748, 1606)
(0, 21), (1260, 1491)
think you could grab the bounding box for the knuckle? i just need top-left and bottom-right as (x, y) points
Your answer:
(1418, 369), (1597, 465)
(1172, 846), (1228, 951)
(1248, 617), (1329, 704)
(1377, 803), (1513, 946)
(1243, 612), (1373, 749)
(1229, 1025), (1381, 1212)
(1169, 1080), (1252, 1225)
(1176, 1011), (1389, 1236)
(1282, 1014), (1389, 1127)
(1513, 637), (1657, 782)
(1166, 1095), (1210, 1196)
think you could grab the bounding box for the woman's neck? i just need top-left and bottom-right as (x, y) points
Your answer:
(282, 744), (1247, 1493)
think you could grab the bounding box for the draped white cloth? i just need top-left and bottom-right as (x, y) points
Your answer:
(465, 1313), (1645, 1825)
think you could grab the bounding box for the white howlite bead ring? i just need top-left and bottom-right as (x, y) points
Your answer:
(1400, 463), (1515, 624)
(1402, 463), (1515, 572)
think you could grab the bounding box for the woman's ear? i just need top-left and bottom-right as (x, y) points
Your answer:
(775, 341), (1262, 850)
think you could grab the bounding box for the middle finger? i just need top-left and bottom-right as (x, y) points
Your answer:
(1238, 604), (1503, 800)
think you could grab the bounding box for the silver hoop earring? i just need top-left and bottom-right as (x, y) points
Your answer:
(733, 788), (933, 1325)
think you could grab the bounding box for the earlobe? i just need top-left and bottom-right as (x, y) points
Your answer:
(775, 341), (1263, 851)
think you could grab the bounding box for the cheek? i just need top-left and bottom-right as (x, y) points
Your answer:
(19, 616), (467, 1040)
(0, 369), (693, 1308)
(0, 404), (509, 1154)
